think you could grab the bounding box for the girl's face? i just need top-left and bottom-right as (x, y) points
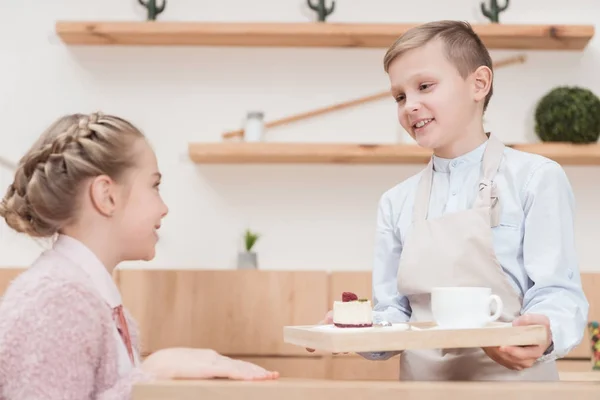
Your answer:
(114, 139), (169, 262)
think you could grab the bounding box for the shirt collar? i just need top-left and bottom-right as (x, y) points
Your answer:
(432, 139), (488, 173)
(53, 234), (122, 309)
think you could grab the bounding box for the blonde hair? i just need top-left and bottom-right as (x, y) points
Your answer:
(0, 112), (145, 238)
(383, 20), (494, 111)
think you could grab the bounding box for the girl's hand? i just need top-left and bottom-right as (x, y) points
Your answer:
(210, 356), (280, 380)
(141, 347), (279, 380)
(482, 314), (553, 370)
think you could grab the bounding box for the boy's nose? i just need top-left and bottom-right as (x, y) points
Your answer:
(406, 102), (421, 114)
(405, 98), (421, 113)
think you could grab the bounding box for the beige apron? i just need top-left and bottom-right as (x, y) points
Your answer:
(396, 134), (558, 381)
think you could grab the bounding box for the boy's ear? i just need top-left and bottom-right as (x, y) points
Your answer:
(472, 66), (493, 102)
(89, 175), (118, 217)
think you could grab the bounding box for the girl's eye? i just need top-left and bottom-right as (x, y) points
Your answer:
(420, 83), (433, 90)
(395, 94), (405, 103)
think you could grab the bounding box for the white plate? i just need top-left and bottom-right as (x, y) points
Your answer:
(311, 323), (411, 333)
(410, 322), (513, 331)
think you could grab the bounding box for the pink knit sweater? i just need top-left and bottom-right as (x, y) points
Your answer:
(0, 238), (153, 399)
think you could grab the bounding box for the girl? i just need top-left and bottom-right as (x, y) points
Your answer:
(0, 112), (278, 399)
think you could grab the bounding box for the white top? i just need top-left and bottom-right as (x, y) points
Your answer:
(53, 234), (140, 375)
(368, 140), (589, 359)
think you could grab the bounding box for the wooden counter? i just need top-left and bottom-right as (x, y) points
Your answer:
(133, 377), (599, 400)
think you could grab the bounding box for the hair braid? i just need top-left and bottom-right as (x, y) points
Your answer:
(0, 112), (144, 237)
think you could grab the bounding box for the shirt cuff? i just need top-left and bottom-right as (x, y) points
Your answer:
(356, 351), (402, 361)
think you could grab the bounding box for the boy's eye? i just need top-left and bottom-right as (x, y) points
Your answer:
(395, 94), (405, 103)
(419, 83), (433, 90)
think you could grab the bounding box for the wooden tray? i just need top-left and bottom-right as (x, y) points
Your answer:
(283, 321), (548, 353)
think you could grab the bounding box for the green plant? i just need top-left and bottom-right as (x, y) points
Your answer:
(138, 0), (166, 21)
(481, 0), (509, 23)
(534, 86), (600, 144)
(307, 0), (335, 22)
(243, 229), (260, 252)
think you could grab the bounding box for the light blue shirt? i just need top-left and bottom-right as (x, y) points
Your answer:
(361, 140), (589, 361)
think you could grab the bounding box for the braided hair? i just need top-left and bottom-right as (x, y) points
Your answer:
(0, 112), (145, 237)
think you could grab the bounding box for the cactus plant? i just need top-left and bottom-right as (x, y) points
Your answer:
(138, 0), (166, 21)
(307, 0), (335, 22)
(480, 0), (509, 23)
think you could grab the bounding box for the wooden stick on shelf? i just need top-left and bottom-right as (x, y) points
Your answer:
(222, 54), (527, 140)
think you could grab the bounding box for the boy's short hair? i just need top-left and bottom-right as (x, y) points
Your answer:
(383, 20), (494, 111)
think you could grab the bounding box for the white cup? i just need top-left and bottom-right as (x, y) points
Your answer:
(431, 287), (503, 329)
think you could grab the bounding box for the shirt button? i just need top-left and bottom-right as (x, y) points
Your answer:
(452, 191), (457, 196)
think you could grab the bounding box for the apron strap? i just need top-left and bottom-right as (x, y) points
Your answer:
(412, 160), (434, 222)
(412, 134), (506, 223)
(474, 134), (505, 211)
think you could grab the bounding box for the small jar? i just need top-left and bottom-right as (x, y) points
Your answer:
(243, 111), (265, 142)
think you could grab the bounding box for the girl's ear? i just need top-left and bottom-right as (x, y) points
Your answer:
(89, 175), (118, 217)
(472, 65), (493, 103)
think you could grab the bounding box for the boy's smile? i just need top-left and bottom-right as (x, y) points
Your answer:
(412, 117), (435, 135)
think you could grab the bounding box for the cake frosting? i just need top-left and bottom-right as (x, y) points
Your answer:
(333, 291), (373, 327)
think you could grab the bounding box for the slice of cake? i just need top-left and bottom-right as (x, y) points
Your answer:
(333, 291), (373, 327)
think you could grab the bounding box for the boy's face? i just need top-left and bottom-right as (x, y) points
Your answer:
(388, 38), (487, 155)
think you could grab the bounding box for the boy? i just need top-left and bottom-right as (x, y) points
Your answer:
(313, 20), (589, 381)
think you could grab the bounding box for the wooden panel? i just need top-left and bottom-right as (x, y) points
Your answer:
(132, 379), (600, 400)
(188, 142), (600, 166)
(117, 269), (328, 356)
(237, 357), (327, 379)
(557, 360), (594, 372)
(568, 273), (600, 358)
(0, 268), (27, 295)
(55, 22), (595, 50)
(329, 354), (399, 381)
(559, 372), (600, 381)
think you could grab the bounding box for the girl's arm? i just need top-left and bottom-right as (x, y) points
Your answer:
(0, 280), (142, 400)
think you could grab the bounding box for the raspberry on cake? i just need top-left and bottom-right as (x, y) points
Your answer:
(333, 291), (373, 327)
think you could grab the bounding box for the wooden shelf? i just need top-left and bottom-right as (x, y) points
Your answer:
(187, 142), (600, 165)
(55, 21), (594, 50)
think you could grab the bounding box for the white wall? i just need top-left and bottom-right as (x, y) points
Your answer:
(0, 0), (599, 272)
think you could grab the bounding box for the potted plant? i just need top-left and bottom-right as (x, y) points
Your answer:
(237, 229), (260, 269)
(534, 86), (600, 144)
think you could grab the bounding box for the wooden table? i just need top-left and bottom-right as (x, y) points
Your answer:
(133, 377), (599, 400)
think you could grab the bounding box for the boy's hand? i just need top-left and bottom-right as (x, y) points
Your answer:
(305, 310), (349, 355)
(306, 310), (333, 353)
(482, 314), (553, 370)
